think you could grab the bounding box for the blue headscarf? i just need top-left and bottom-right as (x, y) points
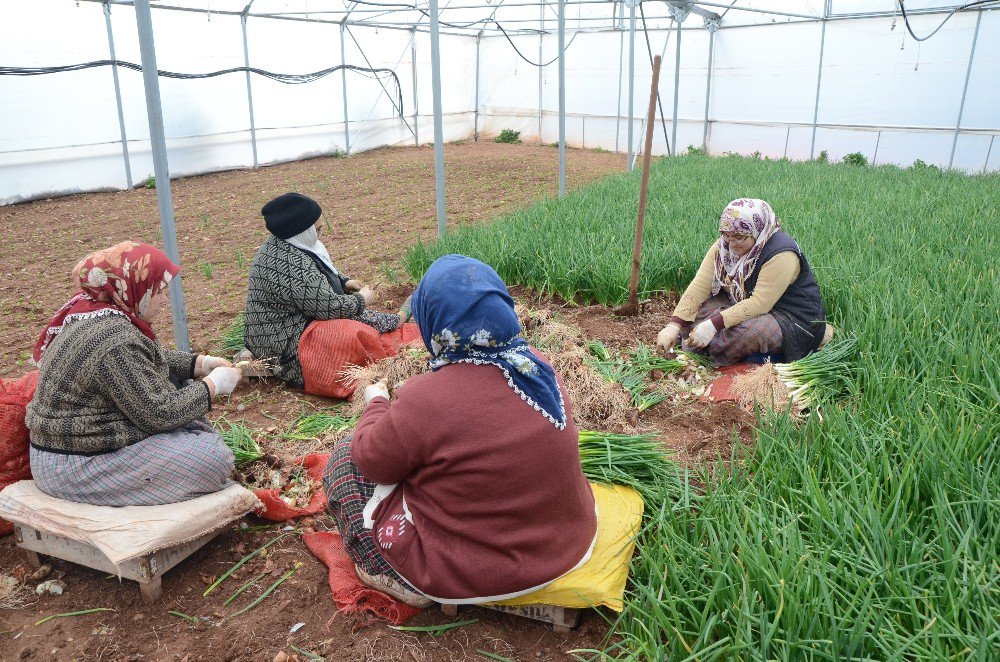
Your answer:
(411, 255), (567, 429)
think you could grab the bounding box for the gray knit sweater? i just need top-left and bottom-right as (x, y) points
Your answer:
(244, 235), (369, 387)
(26, 314), (211, 455)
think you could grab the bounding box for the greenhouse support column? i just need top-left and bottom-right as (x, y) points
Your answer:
(134, 0), (189, 351)
(241, 13), (258, 168)
(473, 30), (482, 143)
(702, 18), (718, 152)
(627, 0), (637, 171)
(809, 14), (828, 159)
(340, 23), (350, 153)
(984, 135), (995, 174)
(538, 6), (544, 143)
(429, 0), (447, 237)
(949, 10), (982, 169)
(671, 15), (682, 157)
(103, 1), (133, 189)
(558, 0), (566, 196)
(615, 0), (624, 152)
(412, 29), (420, 146)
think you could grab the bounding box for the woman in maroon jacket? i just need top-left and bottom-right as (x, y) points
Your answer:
(324, 255), (597, 608)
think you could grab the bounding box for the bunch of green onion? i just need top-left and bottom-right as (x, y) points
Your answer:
(218, 312), (245, 356)
(218, 419), (264, 468)
(578, 429), (681, 504)
(283, 411), (359, 440)
(773, 336), (859, 409)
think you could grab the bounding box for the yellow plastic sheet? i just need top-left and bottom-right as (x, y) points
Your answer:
(490, 482), (644, 612)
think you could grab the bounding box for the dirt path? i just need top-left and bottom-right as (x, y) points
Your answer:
(0, 143), (748, 661)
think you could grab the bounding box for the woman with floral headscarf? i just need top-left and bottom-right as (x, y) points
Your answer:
(323, 255), (597, 608)
(26, 241), (243, 506)
(656, 199), (828, 365)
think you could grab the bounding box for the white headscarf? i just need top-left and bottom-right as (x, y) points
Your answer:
(712, 198), (782, 302)
(285, 225), (342, 278)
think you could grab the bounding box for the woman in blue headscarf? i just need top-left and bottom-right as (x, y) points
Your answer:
(323, 255), (597, 608)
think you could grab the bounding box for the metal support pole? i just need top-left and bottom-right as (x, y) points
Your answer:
(429, 0), (447, 237)
(949, 10), (982, 170)
(984, 135), (995, 174)
(558, 0), (566, 197)
(809, 11), (828, 160)
(241, 14), (258, 167)
(134, 0), (189, 351)
(783, 125), (791, 159)
(473, 30), (482, 143)
(671, 16), (682, 157)
(702, 18), (718, 152)
(627, 0), (636, 171)
(538, 5), (544, 144)
(872, 130), (881, 165)
(340, 23), (351, 153)
(103, 1), (133, 189)
(615, 1), (624, 152)
(412, 29), (420, 146)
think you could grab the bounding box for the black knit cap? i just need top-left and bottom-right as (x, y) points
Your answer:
(261, 192), (322, 239)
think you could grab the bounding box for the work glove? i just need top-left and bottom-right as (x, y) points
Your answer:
(687, 319), (718, 350)
(397, 295), (413, 325)
(363, 380), (390, 404)
(205, 366), (242, 397)
(656, 323), (681, 353)
(199, 355), (232, 377)
(357, 286), (375, 306)
(344, 279), (363, 293)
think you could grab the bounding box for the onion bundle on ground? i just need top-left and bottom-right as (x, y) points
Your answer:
(217, 419), (265, 468)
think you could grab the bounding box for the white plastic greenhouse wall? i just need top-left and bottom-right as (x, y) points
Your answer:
(1, 0), (997, 205)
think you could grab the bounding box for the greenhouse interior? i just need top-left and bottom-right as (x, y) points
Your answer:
(0, 1), (997, 660)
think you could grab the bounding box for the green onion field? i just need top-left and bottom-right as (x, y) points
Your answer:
(407, 155), (1000, 659)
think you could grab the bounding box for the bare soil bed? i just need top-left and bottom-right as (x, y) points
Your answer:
(0, 142), (750, 661)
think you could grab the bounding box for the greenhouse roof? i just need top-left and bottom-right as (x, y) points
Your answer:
(83, 0), (996, 36)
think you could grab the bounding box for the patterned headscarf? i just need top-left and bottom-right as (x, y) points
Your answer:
(712, 198), (782, 302)
(411, 254), (567, 429)
(33, 242), (180, 362)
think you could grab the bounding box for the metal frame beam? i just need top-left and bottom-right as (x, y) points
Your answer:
(134, 0), (189, 351)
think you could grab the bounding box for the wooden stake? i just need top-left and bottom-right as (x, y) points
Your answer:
(617, 54), (662, 316)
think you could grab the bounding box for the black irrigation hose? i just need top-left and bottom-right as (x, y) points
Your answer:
(0, 60), (405, 117)
(897, 0), (999, 42)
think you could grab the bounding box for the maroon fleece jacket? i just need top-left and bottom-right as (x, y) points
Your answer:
(350, 353), (597, 601)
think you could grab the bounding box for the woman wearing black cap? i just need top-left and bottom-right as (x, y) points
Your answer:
(243, 192), (415, 393)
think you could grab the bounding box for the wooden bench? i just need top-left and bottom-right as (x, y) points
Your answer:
(13, 522), (224, 603)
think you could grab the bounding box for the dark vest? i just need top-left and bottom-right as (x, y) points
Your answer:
(296, 247), (347, 295)
(745, 231), (826, 361)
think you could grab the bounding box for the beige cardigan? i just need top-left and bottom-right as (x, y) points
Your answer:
(672, 242), (800, 328)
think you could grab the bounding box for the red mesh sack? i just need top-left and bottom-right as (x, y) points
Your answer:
(0, 370), (38, 536)
(299, 320), (422, 399)
(701, 363), (758, 403)
(302, 531), (420, 625)
(253, 453), (330, 521)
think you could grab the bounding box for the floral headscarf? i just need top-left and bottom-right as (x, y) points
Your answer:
(411, 254), (567, 429)
(33, 242), (179, 362)
(712, 198), (782, 302)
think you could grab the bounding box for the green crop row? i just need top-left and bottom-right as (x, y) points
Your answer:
(406, 155), (1000, 659)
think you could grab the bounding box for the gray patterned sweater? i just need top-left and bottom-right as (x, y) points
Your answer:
(245, 236), (401, 387)
(26, 314), (211, 455)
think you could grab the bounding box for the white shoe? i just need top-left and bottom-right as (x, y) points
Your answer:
(355, 565), (433, 609)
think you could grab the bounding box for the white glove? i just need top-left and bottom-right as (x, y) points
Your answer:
(363, 381), (390, 404)
(200, 355), (232, 375)
(343, 279), (363, 293)
(357, 286), (375, 306)
(205, 366), (242, 397)
(687, 319), (718, 350)
(656, 323), (682, 352)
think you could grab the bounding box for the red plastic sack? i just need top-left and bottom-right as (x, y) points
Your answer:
(0, 370), (38, 537)
(299, 320), (422, 399)
(253, 453), (330, 521)
(701, 363), (757, 403)
(302, 531), (420, 625)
